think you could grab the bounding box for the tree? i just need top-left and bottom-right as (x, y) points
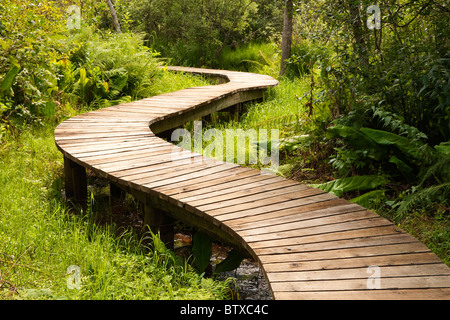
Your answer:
(346, 0), (369, 68)
(106, 0), (121, 33)
(280, 0), (294, 76)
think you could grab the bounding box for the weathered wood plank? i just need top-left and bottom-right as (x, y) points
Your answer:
(269, 275), (450, 292)
(263, 252), (444, 273)
(211, 192), (337, 221)
(253, 233), (419, 256)
(274, 289), (450, 300)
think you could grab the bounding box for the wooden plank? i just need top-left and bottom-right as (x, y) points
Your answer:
(56, 122), (149, 128)
(210, 192), (337, 221)
(263, 252), (445, 273)
(109, 152), (206, 178)
(101, 105), (180, 114)
(178, 176), (290, 203)
(67, 140), (166, 157)
(62, 117), (150, 123)
(253, 233), (420, 256)
(269, 275), (450, 292)
(55, 130), (151, 141)
(158, 168), (267, 203)
(141, 162), (238, 190)
(95, 150), (201, 174)
(266, 264), (450, 283)
(224, 198), (352, 228)
(245, 217), (394, 247)
(241, 211), (383, 241)
(273, 288), (450, 300)
(193, 183), (309, 210)
(99, 150), (201, 176)
(239, 210), (383, 239)
(228, 201), (362, 232)
(77, 143), (173, 163)
(56, 135), (155, 147)
(84, 144), (184, 167)
(205, 187), (326, 216)
(257, 241), (433, 264)
(158, 169), (272, 197)
(123, 159), (225, 186)
(250, 226), (403, 260)
(55, 126), (149, 134)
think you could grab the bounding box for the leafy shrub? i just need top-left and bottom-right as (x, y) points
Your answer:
(325, 108), (449, 214)
(128, 0), (280, 67)
(58, 29), (162, 109)
(285, 40), (331, 78)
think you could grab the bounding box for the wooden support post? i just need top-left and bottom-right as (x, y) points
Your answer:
(142, 197), (175, 250)
(230, 103), (242, 122)
(110, 182), (125, 214)
(64, 155), (87, 210)
(202, 114), (212, 124)
(64, 156), (74, 199)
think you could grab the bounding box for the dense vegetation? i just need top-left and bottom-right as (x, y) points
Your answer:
(0, 0), (448, 299)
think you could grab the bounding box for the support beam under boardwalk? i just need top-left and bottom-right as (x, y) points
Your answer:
(64, 155), (87, 210)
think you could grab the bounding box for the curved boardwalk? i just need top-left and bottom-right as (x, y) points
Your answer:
(55, 66), (450, 300)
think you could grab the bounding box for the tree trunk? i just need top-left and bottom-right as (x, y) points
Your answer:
(279, 0), (294, 76)
(347, 1), (369, 68)
(106, 0), (121, 33)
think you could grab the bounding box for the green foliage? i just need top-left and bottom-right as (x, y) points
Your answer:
(192, 232), (213, 275)
(0, 120), (232, 301)
(214, 249), (245, 275)
(218, 42), (278, 73)
(0, 62), (20, 96)
(310, 175), (389, 197)
(350, 189), (388, 208)
(327, 112), (449, 218)
(58, 29), (163, 109)
(0, 0), (73, 125)
(285, 40), (331, 78)
(395, 183), (450, 220)
(128, 0), (282, 67)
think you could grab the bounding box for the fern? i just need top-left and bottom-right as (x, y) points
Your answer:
(370, 106), (428, 143)
(419, 156), (450, 186)
(396, 182), (450, 219)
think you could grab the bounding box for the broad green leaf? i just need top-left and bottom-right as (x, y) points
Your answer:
(192, 232), (212, 273)
(359, 127), (434, 163)
(214, 249), (244, 274)
(435, 141), (450, 156)
(360, 127), (412, 151)
(109, 73), (128, 92)
(310, 175), (389, 197)
(350, 189), (388, 208)
(0, 63), (20, 95)
(327, 125), (384, 161)
(151, 231), (168, 255)
(389, 156), (413, 180)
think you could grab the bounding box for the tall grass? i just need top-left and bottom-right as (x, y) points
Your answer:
(217, 42), (279, 76)
(0, 72), (231, 300)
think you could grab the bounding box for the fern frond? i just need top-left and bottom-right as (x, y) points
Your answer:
(419, 156), (450, 186)
(396, 182), (450, 219)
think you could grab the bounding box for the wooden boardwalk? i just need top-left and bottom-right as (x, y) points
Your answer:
(55, 66), (450, 300)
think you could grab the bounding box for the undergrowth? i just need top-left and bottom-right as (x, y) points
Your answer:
(0, 71), (232, 300)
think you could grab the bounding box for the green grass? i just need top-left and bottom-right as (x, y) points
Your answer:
(0, 71), (232, 300)
(217, 42), (279, 76)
